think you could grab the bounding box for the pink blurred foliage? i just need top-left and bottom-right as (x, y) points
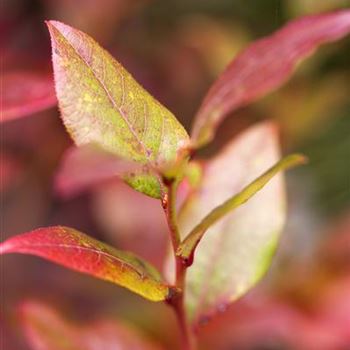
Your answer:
(198, 292), (350, 350)
(19, 300), (163, 350)
(55, 146), (139, 199)
(2, 70), (57, 122)
(92, 181), (168, 270)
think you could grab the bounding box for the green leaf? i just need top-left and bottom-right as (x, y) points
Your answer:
(0, 226), (173, 302)
(177, 153), (306, 262)
(178, 122), (297, 323)
(46, 20), (189, 198)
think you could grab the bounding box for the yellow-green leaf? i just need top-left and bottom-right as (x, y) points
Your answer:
(177, 153), (306, 262)
(47, 20), (189, 197)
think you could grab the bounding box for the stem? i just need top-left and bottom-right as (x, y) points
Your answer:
(163, 179), (195, 350)
(164, 178), (181, 251)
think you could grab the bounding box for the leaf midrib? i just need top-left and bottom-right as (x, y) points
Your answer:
(14, 242), (156, 281)
(57, 27), (153, 161)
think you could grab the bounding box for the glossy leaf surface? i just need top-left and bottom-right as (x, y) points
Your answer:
(179, 122), (287, 323)
(2, 71), (57, 122)
(20, 300), (162, 350)
(0, 226), (171, 301)
(47, 21), (189, 196)
(191, 10), (350, 147)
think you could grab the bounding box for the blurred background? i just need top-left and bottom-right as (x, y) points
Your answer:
(1, 0), (350, 349)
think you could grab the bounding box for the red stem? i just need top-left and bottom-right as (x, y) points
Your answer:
(163, 179), (195, 350)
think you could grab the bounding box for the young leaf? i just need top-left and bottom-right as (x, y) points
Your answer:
(2, 71), (57, 122)
(177, 153), (306, 263)
(46, 21), (189, 196)
(55, 145), (140, 198)
(191, 10), (350, 147)
(0, 226), (172, 302)
(178, 122), (289, 323)
(20, 300), (163, 350)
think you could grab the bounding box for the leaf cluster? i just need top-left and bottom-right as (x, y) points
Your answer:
(1, 10), (350, 346)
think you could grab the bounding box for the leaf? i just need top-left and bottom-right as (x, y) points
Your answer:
(178, 122), (289, 323)
(1, 70), (57, 122)
(177, 153), (306, 263)
(55, 145), (140, 198)
(191, 10), (350, 147)
(20, 300), (163, 350)
(0, 226), (172, 302)
(46, 20), (189, 197)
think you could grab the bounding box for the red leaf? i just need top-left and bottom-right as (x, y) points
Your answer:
(20, 300), (163, 350)
(191, 10), (350, 147)
(0, 226), (172, 301)
(1, 71), (57, 122)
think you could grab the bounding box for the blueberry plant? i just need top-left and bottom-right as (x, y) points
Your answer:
(2, 10), (350, 350)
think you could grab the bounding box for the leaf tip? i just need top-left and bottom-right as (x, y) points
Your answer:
(44, 20), (56, 32)
(289, 153), (308, 167)
(45, 20), (72, 40)
(0, 240), (13, 255)
(45, 20), (64, 29)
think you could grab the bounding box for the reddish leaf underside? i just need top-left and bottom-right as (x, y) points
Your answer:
(1, 71), (57, 122)
(20, 300), (163, 350)
(191, 10), (350, 147)
(0, 227), (171, 302)
(55, 145), (140, 198)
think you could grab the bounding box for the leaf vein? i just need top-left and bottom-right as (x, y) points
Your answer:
(61, 32), (152, 160)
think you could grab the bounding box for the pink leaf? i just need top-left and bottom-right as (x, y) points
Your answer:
(191, 10), (350, 147)
(20, 300), (163, 350)
(0, 226), (172, 302)
(55, 145), (140, 198)
(177, 122), (286, 323)
(1, 71), (57, 122)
